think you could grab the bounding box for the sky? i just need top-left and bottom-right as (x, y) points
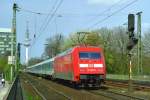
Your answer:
(0, 0), (150, 63)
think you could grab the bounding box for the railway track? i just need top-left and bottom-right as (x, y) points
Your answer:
(88, 90), (146, 100)
(21, 73), (149, 100)
(21, 73), (71, 100)
(26, 81), (47, 100)
(106, 79), (150, 91)
(22, 73), (111, 100)
(28, 76), (72, 100)
(21, 74), (44, 100)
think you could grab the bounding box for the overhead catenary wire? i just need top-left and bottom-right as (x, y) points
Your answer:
(18, 0), (138, 52)
(19, 0), (61, 54)
(18, 7), (108, 17)
(31, 0), (63, 47)
(38, 0), (59, 34)
(29, 0), (59, 49)
(87, 0), (138, 30)
(89, 0), (123, 21)
(17, 7), (46, 15)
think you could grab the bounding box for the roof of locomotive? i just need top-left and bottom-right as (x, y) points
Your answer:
(55, 46), (102, 58)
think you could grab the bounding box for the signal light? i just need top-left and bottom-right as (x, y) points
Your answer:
(127, 14), (138, 51)
(128, 14), (135, 32)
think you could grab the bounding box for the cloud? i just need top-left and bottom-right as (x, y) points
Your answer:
(87, 0), (122, 6)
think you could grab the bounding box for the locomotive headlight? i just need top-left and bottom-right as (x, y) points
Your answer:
(94, 64), (103, 68)
(80, 64), (88, 67)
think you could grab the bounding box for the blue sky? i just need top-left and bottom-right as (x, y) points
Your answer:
(0, 0), (150, 63)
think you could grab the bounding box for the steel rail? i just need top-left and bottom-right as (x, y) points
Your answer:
(106, 80), (150, 91)
(25, 74), (72, 100)
(89, 90), (145, 100)
(27, 81), (47, 100)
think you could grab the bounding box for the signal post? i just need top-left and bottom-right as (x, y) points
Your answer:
(127, 14), (138, 92)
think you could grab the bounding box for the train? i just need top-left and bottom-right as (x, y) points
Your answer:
(26, 46), (106, 88)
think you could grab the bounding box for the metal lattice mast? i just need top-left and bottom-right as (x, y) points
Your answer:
(136, 12), (143, 74)
(10, 3), (18, 81)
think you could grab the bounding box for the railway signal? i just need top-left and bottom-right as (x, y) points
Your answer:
(127, 14), (138, 51)
(128, 14), (135, 33)
(127, 13), (139, 93)
(127, 37), (138, 50)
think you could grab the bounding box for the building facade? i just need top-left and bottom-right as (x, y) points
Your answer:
(0, 28), (12, 55)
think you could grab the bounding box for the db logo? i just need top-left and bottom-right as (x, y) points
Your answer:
(88, 64), (93, 67)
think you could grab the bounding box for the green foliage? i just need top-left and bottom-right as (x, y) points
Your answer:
(0, 56), (8, 73)
(0, 51), (12, 81)
(84, 32), (102, 46)
(94, 27), (129, 74)
(44, 34), (64, 58)
(105, 51), (114, 73)
(62, 38), (74, 51)
(68, 32), (86, 46)
(63, 32), (102, 47)
(142, 56), (150, 75)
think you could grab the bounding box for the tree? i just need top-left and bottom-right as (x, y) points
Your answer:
(0, 56), (8, 73)
(94, 27), (129, 74)
(0, 51), (11, 73)
(142, 29), (150, 75)
(69, 32), (87, 46)
(84, 32), (102, 46)
(94, 28), (116, 73)
(44, 34), (64, 58)
(65, 32), (102, 48)
(111, 27), (128, 74)
(143, 30), (150, 56)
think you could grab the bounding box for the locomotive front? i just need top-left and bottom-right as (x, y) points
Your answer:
(73, 46), (106, 87)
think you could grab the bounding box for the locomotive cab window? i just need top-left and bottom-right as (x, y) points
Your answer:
(79, 52), (100, 59)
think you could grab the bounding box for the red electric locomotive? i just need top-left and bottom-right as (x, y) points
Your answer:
(53, 46), (106, 87)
